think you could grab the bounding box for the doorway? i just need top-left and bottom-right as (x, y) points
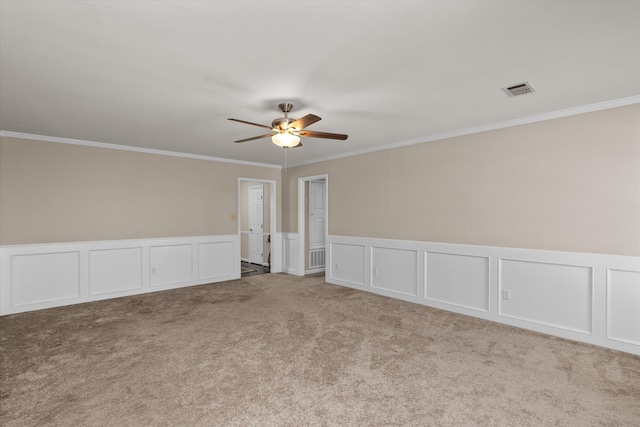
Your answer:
(248, 185), (264, 265)
(297, 174), (328, 276)
(238, 178), (278, 276)
(308, 180), (326, 269)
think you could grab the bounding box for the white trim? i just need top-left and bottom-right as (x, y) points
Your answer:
(297, 174), (328, 276)
(286, 96), (640, 167)
(271, 232), (282, 273)
(237, 178), (279, 273)
(605, 268), (640, 346)
(326, 235), (640, 355)
(0, 131), (281, 169)
(0, 235), (240, 316)
(281, 232), (300, 275)
(4, 96), (637, 169)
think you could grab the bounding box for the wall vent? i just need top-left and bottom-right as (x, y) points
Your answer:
(502, 81), (535, 97)
(309, 248), (326, 269)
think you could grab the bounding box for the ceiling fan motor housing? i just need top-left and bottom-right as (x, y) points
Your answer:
(272, 117), (297, 131)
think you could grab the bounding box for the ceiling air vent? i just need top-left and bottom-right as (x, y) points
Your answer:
(502, 81), (535, 97)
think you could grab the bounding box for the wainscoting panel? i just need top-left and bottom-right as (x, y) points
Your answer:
(607, 269), (640, 345)
(499, 259), (593, 334)
(10, 251), (80, 307)
(425, 252), (489, 312)
(150, 244), (193, 287)
(329, 242), (367, 287)
(326, 235), (640, 355)
(89, 247), (143, 296)
(0, 235), (239, 315)
(371, 246), (419, 297)
(282, 233), (299, 275)
(198, 241), (235, 280)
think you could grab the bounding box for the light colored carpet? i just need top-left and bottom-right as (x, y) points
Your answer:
(1, 273), (639, 426)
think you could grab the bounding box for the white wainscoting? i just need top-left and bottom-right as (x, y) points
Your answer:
(426, 252), (490, 312)
(330, 242), (367, 287)
(607, 269), (640, 345)
(149, 244), (193, 288)
(372, 245), (420, 297)
(499, 259), (593, 334)
(10, 251), (81, 307)
(327, 235), (640, 355)
(281, 232), (300, 275)
(0, 235), (240, 316)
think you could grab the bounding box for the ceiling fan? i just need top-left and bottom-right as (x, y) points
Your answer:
(228, 103), (348, 149)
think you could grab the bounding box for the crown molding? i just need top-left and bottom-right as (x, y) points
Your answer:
(286, 95), (640, 168)
(0, 131), (282, 169)
(2, 96), (637, 170)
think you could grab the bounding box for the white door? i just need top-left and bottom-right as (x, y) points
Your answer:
(248, 185), (264, 265)
(308, 180), (326, 249)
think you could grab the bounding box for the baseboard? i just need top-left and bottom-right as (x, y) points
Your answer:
(0, 235), (240, 315)
(326, 235), (640, 355)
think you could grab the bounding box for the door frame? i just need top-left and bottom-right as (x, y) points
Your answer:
(297, 174), (328, 276)
(238, 178), (280, 273)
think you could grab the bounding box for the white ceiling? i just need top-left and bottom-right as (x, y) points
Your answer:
(1, 1), (639, 167)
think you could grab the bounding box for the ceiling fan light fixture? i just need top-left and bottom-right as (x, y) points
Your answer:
(272, 132), (300, 148)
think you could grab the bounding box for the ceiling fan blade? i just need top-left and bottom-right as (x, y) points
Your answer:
(299, 130), (348, 140)
(289, 114), (321, 131)
(234, 133), (275, 143)
(228, 118), (273, 130)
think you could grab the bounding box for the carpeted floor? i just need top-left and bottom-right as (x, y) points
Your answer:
(1, 273), (639, 426)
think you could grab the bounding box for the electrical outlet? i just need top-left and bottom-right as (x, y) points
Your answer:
(151, 268), (156, 275)
(373, 267), (378, 275)
(502, 289), (510, 300)
(335, 262), (339, 269)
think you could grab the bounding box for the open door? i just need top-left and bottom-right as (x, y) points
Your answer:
(308, 180), (326, 269)
(248, 185), (264, 265)
(297, 174), (328, 275)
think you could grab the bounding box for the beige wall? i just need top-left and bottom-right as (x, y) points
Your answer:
(3, 104), (638, 256)
(0, 137), (281, 245)
(283, 104), (640, 256)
